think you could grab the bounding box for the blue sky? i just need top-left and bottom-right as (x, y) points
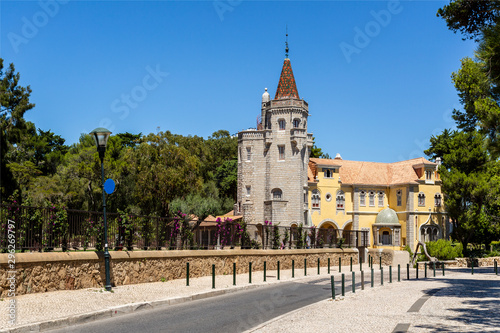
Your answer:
(1, 0), (476, 163)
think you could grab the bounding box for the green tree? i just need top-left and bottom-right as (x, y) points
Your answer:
(1, 59), (35, 199)
(437, 0), (500, 41)
(309, 137), (328, 158)
(428, 2), (500, 250)
(132, 132), (202, 216)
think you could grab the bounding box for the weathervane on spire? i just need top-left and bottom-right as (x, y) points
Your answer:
(285, 25), (289, 58)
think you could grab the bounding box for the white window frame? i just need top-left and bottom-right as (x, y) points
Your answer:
(311, 189), (320, 209)
(336, 190), (345, 210)
(378, 191), (384, 207)
(360, 190), (366, 207)
(324, 168), (334, 178)
(369, 191), (375, 207)
(434, 193), (442, 207)
(418, 193), (425, 206)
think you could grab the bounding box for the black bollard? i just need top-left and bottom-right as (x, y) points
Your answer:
(233, 262), (236, 286)
(342, 273), (345, 296)
(331, 275), (335, 300)
(381, 267), (384, 286)
(264, 261), (267, 282)
(212, 264), (215, 289)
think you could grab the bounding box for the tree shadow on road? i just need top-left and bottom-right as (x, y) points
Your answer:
(412, 269), (500, 332)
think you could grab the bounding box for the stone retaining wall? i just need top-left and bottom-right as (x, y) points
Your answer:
(455, 257), (500, 268)
(0, 249), (358, 297)
(367, 248), (395, 266)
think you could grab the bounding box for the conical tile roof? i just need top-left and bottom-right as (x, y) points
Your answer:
(274, 58), (299, 99)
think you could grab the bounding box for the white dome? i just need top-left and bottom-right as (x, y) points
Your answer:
(262, 88), (270, 103)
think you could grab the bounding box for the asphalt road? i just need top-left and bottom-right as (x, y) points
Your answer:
(47, 275), (354, 333)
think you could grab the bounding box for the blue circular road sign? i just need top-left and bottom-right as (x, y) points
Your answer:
(104, 179), (115, 194)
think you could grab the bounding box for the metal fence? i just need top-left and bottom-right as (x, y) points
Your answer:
(0, 204), (368, 252)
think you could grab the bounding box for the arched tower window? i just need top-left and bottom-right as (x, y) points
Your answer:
(272, 188), (283, 200)
(278, 119), (286, 130)
(396, 190), (402, 206)
(293, 118), (300, 128)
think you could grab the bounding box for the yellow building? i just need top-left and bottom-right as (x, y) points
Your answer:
(307, 155), (448, 251)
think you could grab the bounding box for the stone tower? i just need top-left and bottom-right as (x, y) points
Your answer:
(236, 53), (313, 226)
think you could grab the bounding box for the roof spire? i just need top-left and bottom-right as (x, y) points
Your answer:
(285, 25), (289, 58)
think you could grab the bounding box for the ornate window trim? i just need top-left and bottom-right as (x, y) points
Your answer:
(418, 192), (425, 207)
(311, 189), (321, 209)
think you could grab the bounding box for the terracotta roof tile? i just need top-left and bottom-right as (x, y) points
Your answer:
(274, 58), (299, 99)
(309, 157), (436, 186)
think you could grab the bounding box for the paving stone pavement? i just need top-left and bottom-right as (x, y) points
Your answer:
(0, 266), (498, 333)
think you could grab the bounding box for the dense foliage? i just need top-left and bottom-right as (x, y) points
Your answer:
(0, 59), (238, 220)
(427, 1), (500, 251)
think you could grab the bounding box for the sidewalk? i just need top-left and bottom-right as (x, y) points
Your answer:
(249, 267), (500, 333)
(0, 265), (498, 332)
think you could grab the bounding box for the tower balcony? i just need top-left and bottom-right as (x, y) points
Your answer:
(290, 128), (307, 145)
(307, 133), (314, 147)
(262, 98), (309, 111)
(238, 130), (264, 142)
(264, 130), (273, 146)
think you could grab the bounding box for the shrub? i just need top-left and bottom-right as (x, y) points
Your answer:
(421, 240), (463, 261)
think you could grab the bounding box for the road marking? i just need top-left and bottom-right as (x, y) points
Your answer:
(392, 323), (410, 332)
(407, 288), (440, 313)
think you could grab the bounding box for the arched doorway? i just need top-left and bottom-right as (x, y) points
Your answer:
(318, 220), (339, 247)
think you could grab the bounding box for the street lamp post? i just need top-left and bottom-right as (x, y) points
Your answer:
(90, 127), (112, 291)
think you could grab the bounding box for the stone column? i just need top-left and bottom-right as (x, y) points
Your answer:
(353, 188), (360, 230)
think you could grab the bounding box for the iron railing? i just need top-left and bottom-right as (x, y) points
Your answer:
(0, 204), (369, 252)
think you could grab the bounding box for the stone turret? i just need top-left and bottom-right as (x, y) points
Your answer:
(237, 54), (313, 226)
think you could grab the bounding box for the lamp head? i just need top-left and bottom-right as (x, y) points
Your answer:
(90, 127), (112, 159)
